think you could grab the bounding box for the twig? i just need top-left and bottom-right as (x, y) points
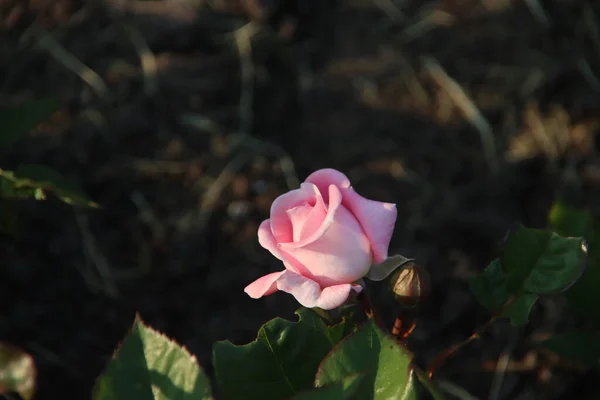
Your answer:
(233, 22), (259, 135)
(426, 295), (517, 378)
(235, 133), (300, 189)
(74, 210), (119, 298)
(399, 10), (454, 44)
(356, 291), (385, 328)
(524, 0), (551, 28)
(123, 24), (158, 95)
(195, 152), (253, 230)
(396, 51), (430, 107)
(372, 0), (408, 22)
(32, 29), (110, 99)
(584, 3), (600, 54)
(524, 102), (559, 160)
(130, 191), (165, 242)
(437, 379), (480, 400)
(392, 314), (416, 339)
(422, 56), (498, 172)
(577, 59), (600, 90)
(488, 332), (519, 400)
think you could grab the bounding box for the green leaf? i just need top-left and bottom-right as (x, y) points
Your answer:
(547, 204), (600, 321)
(0, 199), (19, 236)
(213, 308), (347, 400)
(548, 202), (593, 237)
(469, 259), (511, 311)
(315, 319), (418, 400)
(538, 332), (600, 367)
(0, 342), (36, 400)
(93, 316), (212, 400)
(0, 98), (61, 147)
(469, 260), (539, 326)
(414, 369), (446, 400)
(291, 374), (364, 400)
(500, 293), (538, 326)
(501, 225), (587, 295)
(0, 165), (98, 208)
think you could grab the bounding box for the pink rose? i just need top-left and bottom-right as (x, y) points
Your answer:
(244, 168), (399, 310)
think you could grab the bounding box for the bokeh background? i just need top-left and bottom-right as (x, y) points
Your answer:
(2, 0), (600, 398)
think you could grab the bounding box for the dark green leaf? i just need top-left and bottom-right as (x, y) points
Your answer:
(500, 293), (538, 326)
(0, 342), (36, 400)
(538, 332), (600, 367)
(0, 165), (98, 208)
(547, 206), (600, 321)
(212, 308), (347, 400)
(565, 252), (600, 321)
(0, 199), (19, 236)
(93, 316), (212, 400)
(548, 202), (593, 237)
(469, 259), (511, 311)
(469, 260), (539, 326)
(501, 225), (587, 295)
(315, 319), (418, 400)
(291, 374), (364, 400)
(414, 369), (446, 400)
(0, 98), (61, 147)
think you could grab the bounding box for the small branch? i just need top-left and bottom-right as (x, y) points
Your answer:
(356, 291), (385, 328)
(312, 308), (335, 325)
(33, 29), (110, 99)
(426, 295), (517, 378)
(422, 56), (498, 173)
(74, 210), (119, 299)
(391, 309), (416, 340)
(233, 22), (259, 135)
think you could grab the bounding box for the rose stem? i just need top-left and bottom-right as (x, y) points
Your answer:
(312, 307), (335, 324)
(356, 291), (385, 328)
(425, 295), (517, 378)
(391, 310), (416, 340)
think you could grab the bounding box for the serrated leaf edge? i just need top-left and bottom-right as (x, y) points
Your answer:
(91, 313), (210, 399)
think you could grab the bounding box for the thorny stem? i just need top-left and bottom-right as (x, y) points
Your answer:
(391, 310), (416, 340)
(312, 307), (335, 325)
(426, 295), (518, 379)
(356, 291), (385, 328)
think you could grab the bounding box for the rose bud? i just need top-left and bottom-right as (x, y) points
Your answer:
(390, 262), (430, 308)
(244, 168), (398, 310)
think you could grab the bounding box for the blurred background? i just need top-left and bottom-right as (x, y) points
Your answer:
(1, 0), (600, 398)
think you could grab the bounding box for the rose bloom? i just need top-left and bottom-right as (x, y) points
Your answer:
(245, 168), (397, 310)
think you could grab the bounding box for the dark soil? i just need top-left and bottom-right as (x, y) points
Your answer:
(2, 0), (600, 399)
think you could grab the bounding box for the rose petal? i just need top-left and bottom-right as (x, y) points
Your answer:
(280, 203), (372, 286)
(286, 205), (312, 242)
(259, 217), (311, 276)
(279, 185), (342, 249)
(298, 191), (328, 241)
(270, 183), (320, 243)
(305, 168), (397, 263)
(244, 271), (286, 298)
(317, 285), (359, 310)
(276, 271), (358, 310)
(258, 219), (286, 261)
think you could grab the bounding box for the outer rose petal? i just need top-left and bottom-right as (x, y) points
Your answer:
(257, 219), (286, 261)
(305, 168), (397, 263)
(259, 219), (314, 276)
(244, 271), (286, 298)
(269, 183), (321, 243)
(280, 187), (371, 287)
(275, 271), (362, 310)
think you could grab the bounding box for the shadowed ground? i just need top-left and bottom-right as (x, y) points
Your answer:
(1, 0), (600, 398)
